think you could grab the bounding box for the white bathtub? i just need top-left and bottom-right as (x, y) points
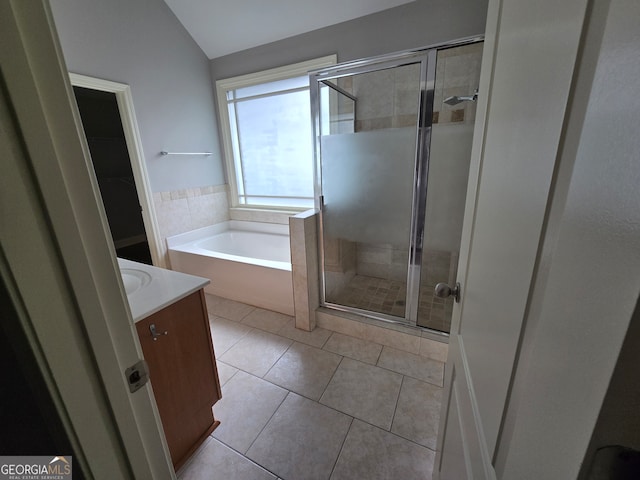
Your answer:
(167, 221), (294, 315)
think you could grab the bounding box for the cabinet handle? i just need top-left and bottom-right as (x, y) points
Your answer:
(149, 323), (168, 341)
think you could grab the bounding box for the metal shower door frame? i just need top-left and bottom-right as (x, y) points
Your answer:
(309, 36), (483, 334)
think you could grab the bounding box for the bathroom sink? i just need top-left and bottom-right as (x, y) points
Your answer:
(121, 268), (152, 295)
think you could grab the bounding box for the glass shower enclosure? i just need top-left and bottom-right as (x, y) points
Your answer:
(310, 38), (483, 336)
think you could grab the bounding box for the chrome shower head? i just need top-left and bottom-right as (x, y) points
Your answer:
(444, 95), (464, 106)
(444, 89), (478, 106)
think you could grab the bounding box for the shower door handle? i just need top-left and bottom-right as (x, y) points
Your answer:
(434, 282), (461, 303)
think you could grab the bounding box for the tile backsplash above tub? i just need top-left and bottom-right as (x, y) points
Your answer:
(153, 184), (230, 264)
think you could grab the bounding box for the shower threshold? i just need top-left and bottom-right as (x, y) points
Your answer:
(326, 274), (453, 335)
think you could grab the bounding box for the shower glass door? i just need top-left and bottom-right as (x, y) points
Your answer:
(311, 54), (432, 323)
(312, 40), (482, 333)
(416, 42), (483, 332)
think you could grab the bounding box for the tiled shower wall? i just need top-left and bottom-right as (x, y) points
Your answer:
(153, 184), (230, 264)
(353, 63), (420, 132)
(355, 244), (458, 286)
(433, 42), (483, 125)
(349, 42), (483, 132)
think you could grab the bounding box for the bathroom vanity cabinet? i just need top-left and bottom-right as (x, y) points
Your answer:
(135, 289), (221, 470)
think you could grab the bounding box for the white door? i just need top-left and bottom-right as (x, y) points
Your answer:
(435, 0), (590, 477)
(0, 1), (174, 478)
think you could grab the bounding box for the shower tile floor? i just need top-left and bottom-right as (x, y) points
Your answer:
(177, 294), (445, 480)
(330, 274), (454, 333)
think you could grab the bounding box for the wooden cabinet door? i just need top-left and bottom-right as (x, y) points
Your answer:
(136, 290), (220, 469)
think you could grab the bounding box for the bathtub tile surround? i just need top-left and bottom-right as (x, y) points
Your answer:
(154, 184), (230, 264)
(289, 210), (320, 331)
(181, 294), (443, 479)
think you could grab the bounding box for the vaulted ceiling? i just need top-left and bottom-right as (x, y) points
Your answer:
(162, 0), (415, 59)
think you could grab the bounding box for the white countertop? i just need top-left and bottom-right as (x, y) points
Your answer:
(118, 258), (210, 323)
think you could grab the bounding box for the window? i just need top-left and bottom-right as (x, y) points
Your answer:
(217, 56), (336, 210)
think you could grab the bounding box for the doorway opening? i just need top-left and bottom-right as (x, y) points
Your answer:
(70, 74), (162, 266)
(74, 87), (151, 264)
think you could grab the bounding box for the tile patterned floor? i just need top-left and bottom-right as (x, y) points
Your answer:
(329, 274), (454, 333)
(178, 294), (445, 480)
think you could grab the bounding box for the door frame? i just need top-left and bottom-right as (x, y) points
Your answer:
(1, 0), (173, 477)
(70, 73), (165, 268)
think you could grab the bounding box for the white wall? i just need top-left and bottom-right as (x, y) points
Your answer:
(495, 0), (640, 477)
(50, 0), (225, 192)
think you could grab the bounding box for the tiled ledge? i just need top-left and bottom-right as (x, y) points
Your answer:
(156, 184), (228, 201)
(230, 207), (296, 225)
(315, 307), (448, 363)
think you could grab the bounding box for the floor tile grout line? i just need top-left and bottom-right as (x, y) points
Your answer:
(213, 355), (437, 476)
(255, 372), (359, 431)
(341, 415), (438, 453)
(321, 331), (336, 354)
(215, 324), (260, 364)
(373, 362), (444, 388)
(386, 427), (439, 453)
(238, 305), (256, 322)
(216, 362), (239, 387)
(205, 295), (442, 478)
(218, 320), (442, 391)
(242, 390), (292, 462)
(208, 435), (281, 479)
(321, 331), (385, 365)
(210, 318), (253, 357)
(318, 328), (332, 350)
(389, 374), (406, 433)
(327, 416), (355, 480)
(175, 435), (214, 476)
(374, 343), (385, 365)
(318, 355), (346, 404)
(261, 340), (296, 379)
